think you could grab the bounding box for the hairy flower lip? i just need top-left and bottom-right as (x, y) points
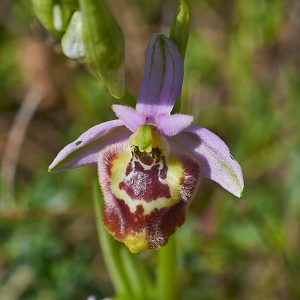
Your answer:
(98, 142), (201, 252)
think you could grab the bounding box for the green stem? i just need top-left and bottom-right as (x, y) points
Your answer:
(157, 235), (178, 300)
(120, 248), (154, 299)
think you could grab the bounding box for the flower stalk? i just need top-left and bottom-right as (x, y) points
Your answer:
(157, 235), (178, 300)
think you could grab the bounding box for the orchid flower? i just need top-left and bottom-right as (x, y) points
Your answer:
(49, 34), (244, 253)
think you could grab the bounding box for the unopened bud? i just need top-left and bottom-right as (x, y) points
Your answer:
(169, 0), (189, 113)
(170, 0), (190, 60)
(79, 0), (125, 98)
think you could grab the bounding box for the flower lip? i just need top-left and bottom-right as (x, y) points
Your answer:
(98, 141), (201, 253)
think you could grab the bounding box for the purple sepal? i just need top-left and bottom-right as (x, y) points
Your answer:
(170, 125), (244, 197)
(136, 34), (184, 117)
(48, 120), (131, 172)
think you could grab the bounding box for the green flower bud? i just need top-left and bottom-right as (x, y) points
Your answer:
(169, 0), (190, 114)
(169, 0), (190, 60)
(79, 0), (125, 99)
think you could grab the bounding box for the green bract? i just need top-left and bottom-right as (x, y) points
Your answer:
(32, 0), (55, 32)
(79, 0), (125, 99)
(169, 0), (190, 113)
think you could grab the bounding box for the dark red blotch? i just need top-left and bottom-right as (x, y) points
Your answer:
(119, 151), (170, 202)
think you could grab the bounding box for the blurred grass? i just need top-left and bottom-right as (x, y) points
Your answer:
(1, 0), (300, 299)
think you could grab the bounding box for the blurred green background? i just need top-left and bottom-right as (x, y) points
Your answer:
(1, 0), (300, 299)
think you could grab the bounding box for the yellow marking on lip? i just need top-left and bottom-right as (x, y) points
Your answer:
(123, 231), (148, 253)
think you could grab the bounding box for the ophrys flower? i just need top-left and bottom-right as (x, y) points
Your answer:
(49, 34), (243, 253)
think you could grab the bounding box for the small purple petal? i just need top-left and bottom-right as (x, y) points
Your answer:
(170, 125), (244, 197)
(112, 104), (146, 132)
(48, 120), (131, 172)
(156, 113), (193, 136)
(136, 34), (183, 117)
